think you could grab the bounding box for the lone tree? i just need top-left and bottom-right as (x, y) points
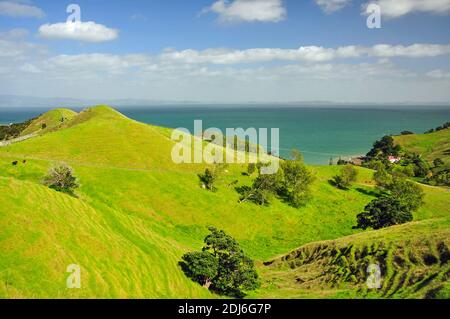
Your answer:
(239, 172), (280, 206)
(198, 164), (228, 192)
(43, 164), (79, 196)
(355, 177), (424, 230)
(180, 227), (259, 297)
(332, 164), (358, 190)
(355, 196), (412, 230)
(276, 149), (315, 208)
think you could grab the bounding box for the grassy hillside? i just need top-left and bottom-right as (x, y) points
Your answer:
(254, 218), (450, 299)
(20, 108), (77, 137)
(0, 105), (448, 298)
(394, 128), (450, 166)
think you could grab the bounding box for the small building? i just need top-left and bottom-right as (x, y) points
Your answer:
(388, 156), (400, 164)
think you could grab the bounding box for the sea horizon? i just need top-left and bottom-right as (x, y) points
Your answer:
(2, 105), (449, 164)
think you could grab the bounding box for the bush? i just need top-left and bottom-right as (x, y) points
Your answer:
(43, 164), (79, 196)
(198, 168), (217, 191)
(239, 172), (281, 206)
(332, 164), (358, 189)
(355, 196), (413, 230)
(278, 151), (315, 208)
(386, 178), (424, 212)
(198, 164), (228, 191)
(180, 227), (259, 297)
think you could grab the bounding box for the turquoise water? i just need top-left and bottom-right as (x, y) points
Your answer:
(1, 106), (449, 164)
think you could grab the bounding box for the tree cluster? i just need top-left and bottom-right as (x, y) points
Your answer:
(180, 227), (259, 298)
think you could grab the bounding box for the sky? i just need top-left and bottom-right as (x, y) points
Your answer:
(1, 0), (450, 104)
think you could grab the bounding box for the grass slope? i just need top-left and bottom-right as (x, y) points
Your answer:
(0, 105), (448, 298)
(254, 218), (450, 299)
(394, 128), (450, 166)
(20, 108), (77, 137)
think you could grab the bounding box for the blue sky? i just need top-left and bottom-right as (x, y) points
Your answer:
(1, 0), (450, 103)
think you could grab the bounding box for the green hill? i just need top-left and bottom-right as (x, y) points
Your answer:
(20, 108), (77, 137)
(394, 128), (450, 166)
(255, 218), (450, 299)
(0, 105), (448, 298)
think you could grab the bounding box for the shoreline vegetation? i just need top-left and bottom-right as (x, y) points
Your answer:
(0, 105), (448, 299)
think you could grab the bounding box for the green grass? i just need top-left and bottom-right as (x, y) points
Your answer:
(20, 108), (77, 136)
(394, 128), (450, 166)
(0, 105), (448, 298)
(253, 218), (450, 299)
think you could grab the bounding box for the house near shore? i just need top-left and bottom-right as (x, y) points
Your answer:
(388, 156), (401, 164)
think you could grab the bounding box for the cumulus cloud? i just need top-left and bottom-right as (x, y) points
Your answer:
(0, 0), (44, 18)
(370, 0), (450, 18)
(204, 0), (286, 23)
(38, 21), (118, 43)
(316, 0), (450, 17)
(315, 0), (351, 13)
(159, 44), (450, 64)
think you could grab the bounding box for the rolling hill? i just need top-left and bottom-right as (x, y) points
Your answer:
(394, 128), (450, 166)
(0, 105), (448, 298)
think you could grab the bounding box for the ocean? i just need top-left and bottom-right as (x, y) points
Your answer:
(1, 105), (449, 164)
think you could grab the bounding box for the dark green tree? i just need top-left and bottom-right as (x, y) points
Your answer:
(181, 251), (218, 288)
(366, 135), (400, 160)
(355, 196), (413, 230)
(180, 227), (259, 297)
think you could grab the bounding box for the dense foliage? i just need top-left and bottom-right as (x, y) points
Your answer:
(239, 151), (315, 208)
(356, 177), (424, 230)
(0, 118), (34, 140)
(180, 227), (259, 297)
(365, 135), (400, 161)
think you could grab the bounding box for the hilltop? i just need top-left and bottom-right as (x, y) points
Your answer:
(0, 105), (448, 298)
(394, 127), (450, 166)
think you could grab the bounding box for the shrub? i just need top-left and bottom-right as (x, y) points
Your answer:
(198, 168), (217, 191)
(239, 172), (281, 206)
(278, 151), (315, 208)
(180, 227), (259, 297)
(43, 164), (79, 196)
(332, 164), (358, 190)
(198, 164), (228, 191)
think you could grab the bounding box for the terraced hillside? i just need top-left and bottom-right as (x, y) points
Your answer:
(0, 105), (448, 298)
(255, 218), (450, 299)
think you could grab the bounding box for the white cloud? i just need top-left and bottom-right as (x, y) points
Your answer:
(370, 0), (450, 18)
(204, 0), (286, 23)
(38, 21), (118, 43)
(426, 69), (450, 79)
(315, 0), (351, 13)
(159, 44), (450, 64)
(19, 63), (41, 73)
(0, 0), (44, 18)
(370, 43), (450, 57)
(316, 0), (450, 17)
